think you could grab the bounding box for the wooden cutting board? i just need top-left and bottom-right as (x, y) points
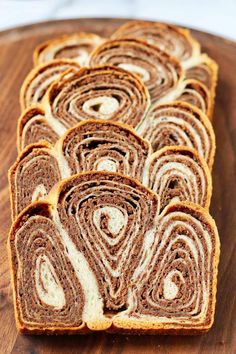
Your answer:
(0, 18), (235, 354)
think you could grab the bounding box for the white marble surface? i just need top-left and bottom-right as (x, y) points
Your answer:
(1, 0), (236, 41)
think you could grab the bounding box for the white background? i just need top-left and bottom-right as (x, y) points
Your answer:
(1, 0), (236, 40)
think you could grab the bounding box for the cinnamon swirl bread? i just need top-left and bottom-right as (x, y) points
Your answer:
(89, 38), (183, 103)
(111, 20), (200, 68)
(8, 171), (220, 334)
(17, 106), (59, 151)
(143, 146), (212, 211)
(186, 54), (218, 118)
(111, 21), (217, 119)
(34, 32), (104, 66)
(159, 79), (211, 117)
(10, 120), (212, 218)
(20, 59), (80, 110)
(17, 65), (150, 151)
(137, 101), (215, 169)
(89, 38), (212, 116)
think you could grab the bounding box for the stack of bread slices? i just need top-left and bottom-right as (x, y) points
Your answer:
(8, 21), (220, 335)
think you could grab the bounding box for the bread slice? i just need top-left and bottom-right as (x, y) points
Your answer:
(8, 171), (220, 334)
(20, 59), (80, 111)
(17, 105), (59, 151)
(89, 38), (184, 104)
(17, 65), (150, 153)
(111, 20), (218, 120)
(17, 92), (215, 166)
(186, 54), (218, 118)
(111, 20), (201, 68)
(137, 101), (215, 169)
(9, 120), (212, 218)
(33, 32), (105, 66)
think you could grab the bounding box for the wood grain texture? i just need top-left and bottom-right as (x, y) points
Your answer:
(0, 18), (235, 354)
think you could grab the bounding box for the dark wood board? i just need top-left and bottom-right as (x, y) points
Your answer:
(0, 18), (235, 354)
